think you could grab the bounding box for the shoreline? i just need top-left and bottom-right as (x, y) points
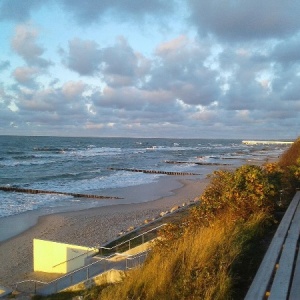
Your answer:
(0, 175), (187, 243)
(0, 175), (209, 287)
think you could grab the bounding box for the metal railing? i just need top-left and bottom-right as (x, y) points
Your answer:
(14, 251), (149, 295)
(13, 224), (166, 295)
(98, 223), (166, 256)
(126, 251), (148, 269)
(14, 280), (47, 295)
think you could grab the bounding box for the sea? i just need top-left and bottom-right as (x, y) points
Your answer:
(0, 136), (290, 219)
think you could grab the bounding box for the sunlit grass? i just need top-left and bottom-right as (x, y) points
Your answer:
(99, 211), (269, 300)
(278, 137), (300, 168)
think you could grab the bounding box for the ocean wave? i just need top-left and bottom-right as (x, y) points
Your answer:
(68, 147), (123, 157)
(0, 159), (56, 167)
(33, 146), (68, 153)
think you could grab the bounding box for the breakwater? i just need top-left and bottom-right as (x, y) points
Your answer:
(0, 186), (122, 199)
(108, 167), (200, 176)
(164, 160), (230, 166)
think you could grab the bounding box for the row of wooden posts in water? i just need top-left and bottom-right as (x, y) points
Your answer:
(107, 167), (200, 176)
(0, 167), (200, 197)
(164, 160), (230, 166)
(0, 186), (122, 199)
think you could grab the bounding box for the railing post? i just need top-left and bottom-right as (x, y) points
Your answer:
(87, 266), (90, 280)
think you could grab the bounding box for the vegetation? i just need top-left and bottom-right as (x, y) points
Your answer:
(36, 138), (300, 300)
(277, 137), (300, 201)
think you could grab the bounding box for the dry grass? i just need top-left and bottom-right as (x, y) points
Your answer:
(99, 211), (269, 300)
(278, 137), (300, 168)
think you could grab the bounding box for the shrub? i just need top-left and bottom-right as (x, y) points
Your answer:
(186, 165), (276, 231)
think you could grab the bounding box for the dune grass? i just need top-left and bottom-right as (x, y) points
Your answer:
(278, 137), (300, 168)
(99, 211), (270, 300)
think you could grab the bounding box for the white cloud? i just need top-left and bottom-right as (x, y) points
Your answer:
(63, 38), (101, 76)
(11, 23), (51, 68)
(12, 66), (39, 88)
(62, 81), (86, 99)
(188, 0), (300, 41)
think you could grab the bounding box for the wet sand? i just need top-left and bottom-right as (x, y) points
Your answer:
(0, 176), (209, 287)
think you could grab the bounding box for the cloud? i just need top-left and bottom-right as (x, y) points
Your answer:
(60, 0), (174, 24)
(63, 36), (151, 84)
(148, 36), (220, 105)
(89, 87), (199, 136)
(272, 36), (300, 65)
(16, 83), (88, 115)
(0, 0), (44, 22)
(62, 81), (86, 99)
(7, 82), (91, 133)
(101, 37), (151, 87)
(12, 66), (39, 88)
(89, 36), (221, 113)
(277, 77), (300, 101)
(0, 0), (174, 25)
(188, 0), (300, 41)
(63, 38), (101, 76)
(93, 86), (173, 111)
(11, 23), (51, 68)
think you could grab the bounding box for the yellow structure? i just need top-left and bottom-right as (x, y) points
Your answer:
(33, 239), (98, 274)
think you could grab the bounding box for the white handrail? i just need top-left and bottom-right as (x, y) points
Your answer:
(14, 224), (165, 294)
(99, 223), (166, 251)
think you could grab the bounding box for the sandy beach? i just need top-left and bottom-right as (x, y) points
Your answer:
(0, 176), (209, 288)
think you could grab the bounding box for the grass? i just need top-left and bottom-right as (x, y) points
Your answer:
(278, 137), (300, 168)
(99, 211), (270, 300)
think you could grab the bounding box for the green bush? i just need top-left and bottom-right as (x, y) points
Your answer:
(186, 165), (277, 232)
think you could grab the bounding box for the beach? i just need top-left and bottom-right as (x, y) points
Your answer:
(0, 176), (209, 287)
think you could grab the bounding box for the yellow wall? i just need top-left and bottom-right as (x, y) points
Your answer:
(33, 239), (98, 274)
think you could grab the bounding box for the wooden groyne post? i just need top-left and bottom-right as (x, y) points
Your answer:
(108, 167), (200, 176)
(164, 160), (230, 166)
(0, 186), (123, 199)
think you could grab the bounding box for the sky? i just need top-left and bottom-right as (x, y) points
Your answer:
(0, 0), (300, 139)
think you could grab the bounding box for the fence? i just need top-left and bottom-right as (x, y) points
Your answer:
(14, 224), (166, 295)
(98, 223), (166, 256)
(15, 251), (148, 295)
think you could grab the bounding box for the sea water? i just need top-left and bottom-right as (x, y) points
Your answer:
(0, 136), (289, 218)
